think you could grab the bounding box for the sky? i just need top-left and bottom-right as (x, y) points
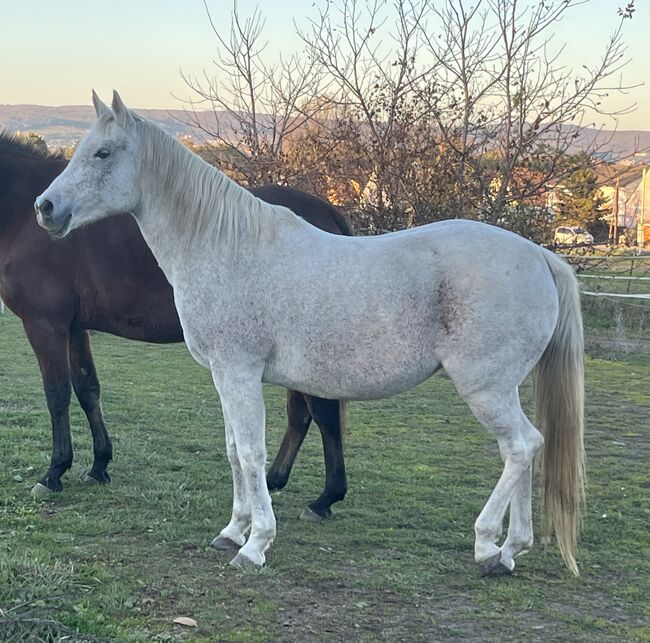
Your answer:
(1, 0), (648, 130)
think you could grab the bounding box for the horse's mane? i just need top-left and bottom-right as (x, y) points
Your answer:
(97, 113), (305, 250)
(0, 131), (63, 161)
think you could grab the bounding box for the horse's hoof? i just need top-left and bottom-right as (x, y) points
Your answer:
(83, 471), (111, 485)
(478, 552), (515, 577)
(211, 535), (241, 551)
(299, 506), (332, 522)
(266, 473), (288, 492)
(229, 551), (263, 571)
(31, 482), (52, 498)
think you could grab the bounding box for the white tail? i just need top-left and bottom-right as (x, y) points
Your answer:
(534, 252), (586, 575)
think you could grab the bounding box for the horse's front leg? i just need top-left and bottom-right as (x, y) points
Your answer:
(22, 319), (73, 494)
(211, 404), (251, 551)
(266, 390), (312, 492)
(301, 396), (347, 521)
(212, 367), (275, 570)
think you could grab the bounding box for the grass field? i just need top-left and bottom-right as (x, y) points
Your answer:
(0, 310), (649, 642)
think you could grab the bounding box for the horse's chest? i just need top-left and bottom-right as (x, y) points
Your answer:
(175, 294), (265, 368)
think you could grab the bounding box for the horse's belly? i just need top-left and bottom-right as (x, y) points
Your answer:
(263, 343), (441, 400)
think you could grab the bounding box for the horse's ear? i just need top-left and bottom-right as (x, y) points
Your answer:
(92, 90), (110, 118)
(111, 90), (134, 129)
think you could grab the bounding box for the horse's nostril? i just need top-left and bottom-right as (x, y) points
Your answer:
(39, 199), (54, 219)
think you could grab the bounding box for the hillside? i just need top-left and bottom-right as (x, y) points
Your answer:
(0, 103), (648, 160)
(0, 104), (235, 149)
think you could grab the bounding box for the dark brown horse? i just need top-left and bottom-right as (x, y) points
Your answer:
(0, 133), (349, 520)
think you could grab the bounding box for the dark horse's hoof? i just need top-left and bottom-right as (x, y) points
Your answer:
(478, 552), (514, 577)
(83, 470), (111, 485)
(31, 482), (54, 497)
(32, 475), (63, 496)
(300, 505), (333, 522)
(266, 473), (289, 492)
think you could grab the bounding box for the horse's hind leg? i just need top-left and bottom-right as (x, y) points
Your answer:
(266, 393), (347, 522)
(22, 319), (73, 494)
(463, 388), (543, 576)
(266, 390), (312, 492)
(69, 329), (113, 484)
(302, 396), (347, 521)
(500, 463), (534, 565)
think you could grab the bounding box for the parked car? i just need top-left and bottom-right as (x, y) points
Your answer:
(553, 226), (594, 246)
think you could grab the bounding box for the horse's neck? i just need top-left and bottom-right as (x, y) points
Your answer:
(131, 135), (241, 277)
(0, 155), (62, 237)
(131, 194), (190, 279)
(131, 126), (288, 280)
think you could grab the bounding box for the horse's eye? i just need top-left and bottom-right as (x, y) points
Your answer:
(94, 149), (110, 160)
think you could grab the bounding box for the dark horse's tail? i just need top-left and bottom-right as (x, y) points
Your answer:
(331, 207), (355, 237)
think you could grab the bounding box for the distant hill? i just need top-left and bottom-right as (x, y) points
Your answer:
(0, 104), (236, 149)
(1, 103), (649, 161)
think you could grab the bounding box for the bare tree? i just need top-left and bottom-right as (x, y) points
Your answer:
(183, 0), (639, 238)
(180, 1), (328, 186)
(295, 0), (442, 231)
(418, 0), (638, 227)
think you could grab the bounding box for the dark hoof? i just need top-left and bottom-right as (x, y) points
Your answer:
(211, 535), (242, 551)
(33, 475), (63, 494)
(300, 506), (332, 522)
(83, 470), (111, 485)
(266, 473), (288, 492)
(229, 551), (263, 571)
(31, 482), (53, 498)
(478, 553), (514, 577)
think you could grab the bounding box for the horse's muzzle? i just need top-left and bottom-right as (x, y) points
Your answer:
(34, 197), (72, 238)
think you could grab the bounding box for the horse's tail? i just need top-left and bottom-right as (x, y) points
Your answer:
(331, 207), (355, 237)
(534, 250), (585, 576)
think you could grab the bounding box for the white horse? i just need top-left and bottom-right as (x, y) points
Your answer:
(36, 91), (585, 576)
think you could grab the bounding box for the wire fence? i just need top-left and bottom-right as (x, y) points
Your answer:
(557, 251), (650, 348)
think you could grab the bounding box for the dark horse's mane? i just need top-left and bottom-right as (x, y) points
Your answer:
(0, 131), (64, 163)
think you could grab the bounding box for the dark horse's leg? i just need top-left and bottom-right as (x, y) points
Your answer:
(69, 328), (112, 484)
(266, 391), (312, 491)
(22, 319), (73, 493)
(302, 396), (347, 521)
(266, 391), (347, 520)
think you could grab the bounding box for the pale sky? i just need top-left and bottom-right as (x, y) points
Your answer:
(1, 0), (648, 130)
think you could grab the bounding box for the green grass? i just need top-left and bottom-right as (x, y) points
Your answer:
(1, 311), (649, 641)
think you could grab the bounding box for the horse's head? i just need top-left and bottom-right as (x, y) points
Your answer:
(35, 91), (141, 238)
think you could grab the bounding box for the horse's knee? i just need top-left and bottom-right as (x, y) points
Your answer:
(74, 377), (102, 414)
